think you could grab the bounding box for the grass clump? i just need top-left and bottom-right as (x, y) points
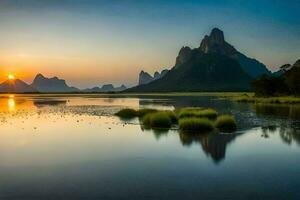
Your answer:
(164, 110), (178, 124)
(115, 108), (138, 119)
(179, 108), (218, 119)
(137, 108), (158, 117)
(142, 112), (172, 129)
(179, 118), (214, 133)
(215, 115), (237, 133)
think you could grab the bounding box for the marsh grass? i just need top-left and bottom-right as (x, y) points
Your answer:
(115, 108), (138, 119)
(179, 108), (218, 119)
(179, 117), (214, 133)
(137, 108), (158, 117)
(215, 115), (237, 133)
(233, 96), (300, 104)
(142, 112), (172, 129)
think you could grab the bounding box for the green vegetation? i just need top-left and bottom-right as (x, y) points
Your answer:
(179, 118), (214, 133)
(115, 108), (138, 119)
(233, 95), (300, 104)
(178, 108), (218, 119)
(115, 108), (158, 119)
(215, 115), (237, 133)
(137, 108), (158, 117)
(116, 107), (237, 133)
(142, 112), (172, 129)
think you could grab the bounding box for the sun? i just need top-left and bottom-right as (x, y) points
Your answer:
(8, 74), (15, 80)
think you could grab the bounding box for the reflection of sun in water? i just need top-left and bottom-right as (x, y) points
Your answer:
(8, 74), (15, 80)
(8, 96), (15, 111)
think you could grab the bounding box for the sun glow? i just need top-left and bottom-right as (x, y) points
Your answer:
(8, 74), (15, 80)
(8, 96), (15, 111)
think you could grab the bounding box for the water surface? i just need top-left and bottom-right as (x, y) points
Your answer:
(0, 94), (299, 200)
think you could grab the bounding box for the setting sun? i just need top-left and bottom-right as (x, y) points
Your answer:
(8, 74), (15, 80)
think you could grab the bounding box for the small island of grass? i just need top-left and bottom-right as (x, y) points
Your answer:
(115, 107), (237, 133)
(215, 115), (237, 133)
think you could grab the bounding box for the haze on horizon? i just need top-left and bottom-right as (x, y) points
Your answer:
(0, 0), (299, 89)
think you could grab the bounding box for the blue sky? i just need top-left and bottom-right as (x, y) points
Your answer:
(0, 0), (299, 88)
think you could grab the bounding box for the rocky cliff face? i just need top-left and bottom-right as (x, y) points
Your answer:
(198, 28), (270, 78)
(31, 73), (79, 92)
(138, 69), (169, 85)
(199, 28), (236, 55)
(175, 46), (193, 68)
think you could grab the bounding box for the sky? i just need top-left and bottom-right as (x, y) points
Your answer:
(0, 0), (299, 88)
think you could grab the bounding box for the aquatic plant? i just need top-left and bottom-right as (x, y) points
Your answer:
(179, 108), (218, 119)
(164, 110), (178, 123)
(179, 117), (214, 133)
(233, 95), (300, 104)
(215, 115), (237, 133)
(115, 108), (138, 119)
(137, 108), (158, 117)
(142, 112), (172, 129)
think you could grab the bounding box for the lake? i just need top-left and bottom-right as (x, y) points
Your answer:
(0, 94), (299, 200)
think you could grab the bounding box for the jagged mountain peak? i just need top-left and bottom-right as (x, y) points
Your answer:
(31, 73), (79, 92)
(199, 28), (236, 55)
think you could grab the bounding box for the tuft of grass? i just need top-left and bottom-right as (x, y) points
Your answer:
(179, 108), (218, 119)
(115, 108), (138, 119)
(142, 112), (172, 129)
(215, 115), (237, 133)
(137, 108), (158, 117)
(179, 117), (214, 133)
(164, 110), (178, 124)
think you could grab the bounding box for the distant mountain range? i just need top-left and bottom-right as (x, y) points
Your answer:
(31, 73), (80, 93)
(127, 28), (269, 92)
(82, 84), (127, 93)
(0, 74), (127, 93)
(138, 69), (169, 85)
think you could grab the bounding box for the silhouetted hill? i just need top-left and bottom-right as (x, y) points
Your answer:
(127, 28), (254, 92)
(199, 28), (270, 78)
(0, 79), (37, 93)
(82, 84), (127, 92)
(138, 69), (169, 85)
(252, 59), (300, 96)
(31, 73), (79, 93)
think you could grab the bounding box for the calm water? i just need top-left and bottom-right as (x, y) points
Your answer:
(0, 94), (300, 200)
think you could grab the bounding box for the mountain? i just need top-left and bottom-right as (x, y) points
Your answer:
(198, 28), (270, 78)
(0, 79), (37, 93)
(138, 69), (169, 85)
(82, 84), (127, 92)
(139, 71), (154, 85)
(127, 28), (253, 92)
(31, 73), (79, 93)
(272, 64), (293, 77)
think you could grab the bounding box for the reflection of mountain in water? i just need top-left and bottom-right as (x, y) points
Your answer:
(179, 132), (238, 163)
